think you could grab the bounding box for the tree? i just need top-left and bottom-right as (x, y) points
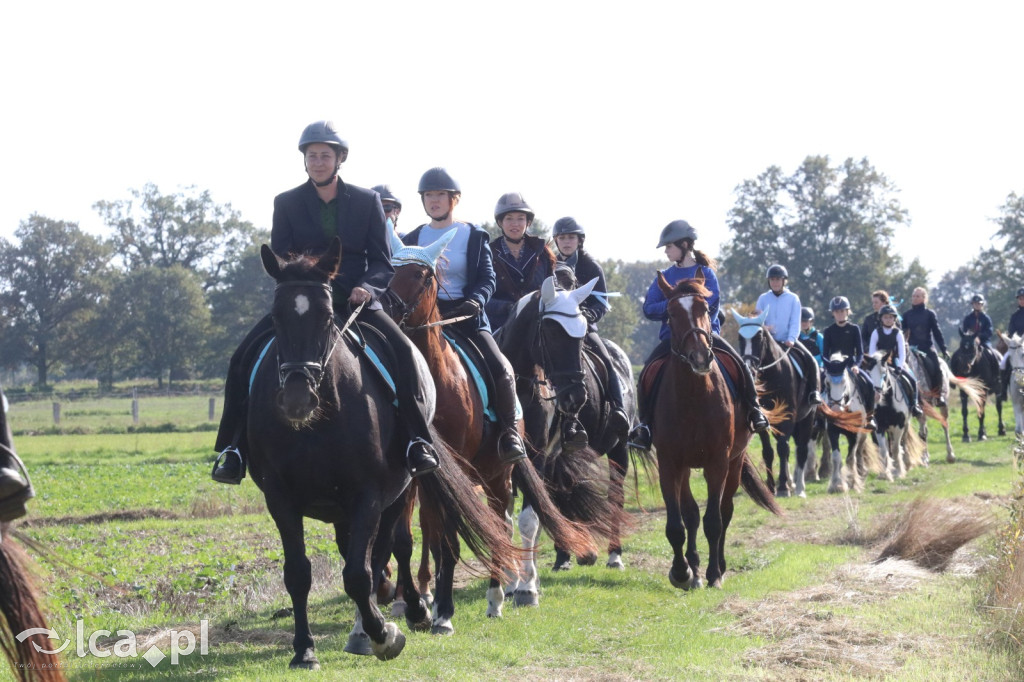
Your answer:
(596, 259), (641, 361)
(0, 215), (111, 387)
(719, 156), (926, 318)
(613, 259), (667, 365)
(119, 265), (211, 388)
(94, 183), (259, 289)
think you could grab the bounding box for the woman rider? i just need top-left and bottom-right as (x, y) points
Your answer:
(211, 120), (439, 483)
(551, 217), (630, 433)
(629, 220), (769, 450)
(869, 303), (923, 417)
(485, 192), (555, 332)
(401, 168), (526, 463)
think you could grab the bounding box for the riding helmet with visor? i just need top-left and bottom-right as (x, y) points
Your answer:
(800, 306), (814, 322)
(494, 192), (534, 225)
(418, 167), (461, 195)
(878, 304), (898, 317)
(829, 296), (851, 311)
(766, 264), (788, 280)
(372, 184), (401, 209)
(656, 220), (698, 248)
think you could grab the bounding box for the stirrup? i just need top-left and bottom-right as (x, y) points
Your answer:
(749, 409), (770, 434)
(0, 461), (34, 522)
(211, 446), (245, 485)
(406, 438), (439, 477)
(627, 424), (652, 450)
(498, 430), (527, 464)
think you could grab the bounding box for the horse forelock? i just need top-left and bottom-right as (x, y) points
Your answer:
(669, 278), (710, 299)
(276, 253), (332, 284)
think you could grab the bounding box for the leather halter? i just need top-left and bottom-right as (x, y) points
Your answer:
(273, 281), (341, 390)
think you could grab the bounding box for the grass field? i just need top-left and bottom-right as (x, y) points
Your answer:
(5, 392), (1023, 680)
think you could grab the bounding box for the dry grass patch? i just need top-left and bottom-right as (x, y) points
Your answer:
(874, 496), (996, 571)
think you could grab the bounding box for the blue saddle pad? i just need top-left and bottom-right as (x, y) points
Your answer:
(442, 331), (522, 422)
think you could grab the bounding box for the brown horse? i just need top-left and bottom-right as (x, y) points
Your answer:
(384, 235), (594, 631)
(651, 273), (782, 589)
(1, 385), (65, 682)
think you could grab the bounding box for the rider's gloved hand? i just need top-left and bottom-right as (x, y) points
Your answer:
(445, 299), (480, 320)
(581, 308), (598, 324)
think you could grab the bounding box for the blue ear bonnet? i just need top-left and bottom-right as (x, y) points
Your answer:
(731, 308), (768, 339)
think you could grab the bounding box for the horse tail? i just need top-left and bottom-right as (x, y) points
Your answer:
(950, 375), (985, 411)
(416, 436), (520, 577)
(0, 531), (67, 682)
(919, 398), (948, 426)
(511, 458), (597, 558)
(760, 400), (791, 436)
(739, 453), (783, 516)
(818, 404), (872, 433)
(903, 424), (926, 468)
(857, 432), (884, 474)
(527, 441), (631, 541)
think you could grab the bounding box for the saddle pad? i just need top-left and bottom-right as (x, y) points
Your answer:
(788, 352), (804, 380)
(713, 351), (741, 402)
(640, 355), (667, 397)
(442, 331), (523, 422)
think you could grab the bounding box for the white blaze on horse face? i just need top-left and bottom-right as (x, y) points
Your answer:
(294, 294), (310, 316)
(671, 295), (698, 330)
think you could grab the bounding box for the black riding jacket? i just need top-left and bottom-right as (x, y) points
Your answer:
(823, 322), (864, 370)
(902, 303), (946, 353)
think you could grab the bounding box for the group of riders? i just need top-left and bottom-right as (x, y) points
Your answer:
(3, 120), (1024, 521)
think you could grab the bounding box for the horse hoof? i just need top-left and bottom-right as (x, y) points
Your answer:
(576, 552), (598, 566)
(371, 623), (406, 661)
(290, 648), (320, 669)
(998, 427), (1006, 437)
(552, 560), (572, 572)
(709, 578), (724, 589)
(978, 434), (988, 442)
(962, 434), (971, 443)
(669, 566), (693, 590)
(947, 454), (957, 464)
(514, 589), (539, 607)
(797, 490), (807, 499)
(390, 600), (407, 618)
(776, 487), (790, 498)
(430, 621), (455, 636)
(343, 632), (373, 656)
(691, 576), (705, 590)
(406, 599), (432, 632)
(607, 552), (625, 570)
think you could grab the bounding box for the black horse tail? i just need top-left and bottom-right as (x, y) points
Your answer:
(528, 441), (632, 541)
(416, 435), (520, 577)
(511, 456), (597, 558)
(739, 453), (784, 517)
(0, 530), (67, 682)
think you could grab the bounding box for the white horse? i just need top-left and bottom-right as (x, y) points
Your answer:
(820, 353), (879, 493)
(1001, 332), (1024, 437)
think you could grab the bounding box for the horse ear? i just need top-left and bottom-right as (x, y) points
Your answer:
(421, 228), (458, 267)
(656, 271), (672, 297)
(261, 245), (283, 280)
(694, 269), (705, 287)
(316, 237), (342, 278)
(541, 275), (557, 307)
(388, 229), (404, 257)
(730, 308), (745, 326)
(754, 307), (768, 326)
(571, 277), (599, 306)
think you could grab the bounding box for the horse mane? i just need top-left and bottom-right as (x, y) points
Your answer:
(668, 278), (711, 299)
(277, 253), (333, 283)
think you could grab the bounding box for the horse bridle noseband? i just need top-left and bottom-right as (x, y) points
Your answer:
(535, 308), (587, 405)
(274, 281), (342, 390)
(668, 294), (713, 371)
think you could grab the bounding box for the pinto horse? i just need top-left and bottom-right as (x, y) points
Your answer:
(246, 240), (516, 669)
(384, 234), (594, 627)
(999, 332), (1024, 436)
(820, 354), (879, 493)
(0, 387), (65, 682)
(498, 276), (639, 572)
(732, 310), (818, 498)
(861, 352), (925, 480)
(651, 274), (781, 589)
(950, 329), (1006, 442)
(905, 348), (982, 464)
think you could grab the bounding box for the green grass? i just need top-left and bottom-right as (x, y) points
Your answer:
(4, 400), (1022, 680)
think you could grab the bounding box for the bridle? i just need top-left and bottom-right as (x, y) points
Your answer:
(386, 263), (437, 331)
(274, 281), (341, 390)
(667, 293), (712, 372)
(534, 307), (587, 404)
(741, 327), (792, 373)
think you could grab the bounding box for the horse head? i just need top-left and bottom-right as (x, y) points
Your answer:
(658, 272), (714, 375)
(730, 308), (772, 372)
(860, 351), (888, 401)
(1004, 333), (1024, 370)
(531, 275), (598, 416)
(261, 239), (342, 425)
(385, 229), (456, 328)
(822, 353), (854, 408)
(951, 328), (981, 377)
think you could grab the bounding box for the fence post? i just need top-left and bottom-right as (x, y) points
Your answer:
(208, 398), (216, 421)
(52, 402), (60, 425)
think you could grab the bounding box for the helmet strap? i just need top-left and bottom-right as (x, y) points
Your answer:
(503, 233), (525, 245)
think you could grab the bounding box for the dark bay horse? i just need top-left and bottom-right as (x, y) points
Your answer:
(731, 310), (817, 498)
(246, 240), (517, 669)
(385, 237), (594, 627)
(652, 273), (781, 589)
(498, 276), (639, 572)
(0, 387), (66, 682)
(950, 329), (1006, 441)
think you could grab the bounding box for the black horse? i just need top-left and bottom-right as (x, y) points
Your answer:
(950, 329), (1005, 441)
(246, 240), (516, 669)
(732, 312), (818, 498)
(498, 276), (639, 571)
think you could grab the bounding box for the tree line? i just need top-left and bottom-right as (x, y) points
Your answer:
(2, 157), (1021, 390)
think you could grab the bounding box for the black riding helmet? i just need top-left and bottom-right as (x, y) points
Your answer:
(372, 184), (401, 209)
(801, 306), (814, 322)
(970, 294), (985, 305)
(418, 167), (460, 195)
(552, 217), (585, 246)
(830, 296), (851, 311)
(879, 304), (898, 317)
(766, 264), (788, 280)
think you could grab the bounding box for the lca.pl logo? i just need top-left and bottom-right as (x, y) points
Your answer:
(16, 620), (209, 668)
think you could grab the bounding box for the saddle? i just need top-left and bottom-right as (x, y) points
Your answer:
(638, 349), (743, 404)
(440, 324), (520, 422)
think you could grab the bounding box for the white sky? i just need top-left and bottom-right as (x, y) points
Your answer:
(1, 1), (1021, 286)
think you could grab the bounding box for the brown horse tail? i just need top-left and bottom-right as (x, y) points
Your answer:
(415, 436), (521, 577)
(739, 453), (784, 516)
(0, 532), (67, 682)
(511, 459), (597, 558)
(528, 441), (632, 541)
(818, 404), (872, 433)
(921, 400), (948, 427)
(760, 400), (792, 436)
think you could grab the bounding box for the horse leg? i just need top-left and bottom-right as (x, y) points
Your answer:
(382, 498), (430, 632)
(977, 396), (988, 441)
(716, 455), (744, 582)
(942, 407), (956, 463)
(267, 503), (319, 669)
(416, 505), (433, 605)
(875, 431), (893, 481)
(680, 475), (703, 589)
(775, 436), (791, 497)
(514, 503), (541, 607)
(344, 506), (405, 660)
(759, 431), (776, 493)
(827, 426), (846, 494)
(961, 390), (971, 443)
(389, 491), (415, 618)
(848, 434), (865, 492)
(486, 482), (514, 619)
(702, 470), (727, 589)
(660, 468), (693, 590)
(606, 444), (628, 569)
(430, 524), (459, 636)
(997, 393), (1006, 437)
(793, 421), (811, 498)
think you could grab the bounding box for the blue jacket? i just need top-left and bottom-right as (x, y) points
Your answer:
(643, 264), (720, 341)
(1010, 306), (1024, 338)
(403, 222), (496, 332)
(961, 310), (993, 346)
(756, 288), (801, 345)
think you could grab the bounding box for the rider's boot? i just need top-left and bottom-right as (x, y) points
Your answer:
(211, 446), (246, 485)
(498, 426), (527, 464)
(407, 438), (439, 477)
(903, 374), (924, 417)
(627, 423), (653, 450)
(0, 446), (34, 522)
